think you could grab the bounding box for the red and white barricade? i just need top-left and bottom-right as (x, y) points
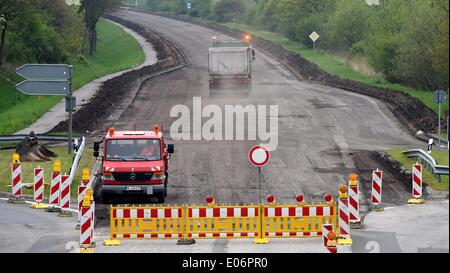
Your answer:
(337, 186), (352, 245)
(80, 196), (95, 248)
(412, 163), (423, 199)
(33, 167), (44, 203)
(49, 169), (61, 207)
(78, 185), (87, 221)
(11, 160), (22, 199)
(58, 174), (72, 216)
(371, 169), (383, 208)
(409, 163), (425, 204)
(348, 174), (360, 224)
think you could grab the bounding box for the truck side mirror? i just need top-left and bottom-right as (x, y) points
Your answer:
(93, 142), (100, 157)
(167, 144), (174, 154)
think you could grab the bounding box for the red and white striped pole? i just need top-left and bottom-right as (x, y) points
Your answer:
(8, 153), (25, 204)
(47, 161), (61, 212)
(31, 166), (48, 209)
(337, 185), (352, 245)
(58, 174), (72, 217)
(80, 195), (96, 252)
(370, 169), (384, 211)
(408, 163), (425, 204)
(348, 173), (361, 228)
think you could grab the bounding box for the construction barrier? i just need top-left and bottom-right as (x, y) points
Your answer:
(348, 173), (361, 226)
(409, 163), (425, 204)
(58, 174), (72, 217)
(110, 206), (184, 240)
(322, 223), (334, 247)
(371, 169), (383, 211)
(263, 204), (337, 238)
(11, 154), (22, 199)
(49, 161), (61, 208)
(31, 166), (48, 209)
(187, 205), (260, 239)
(107, 197), (338, 244)
(337, 186), (352, 245)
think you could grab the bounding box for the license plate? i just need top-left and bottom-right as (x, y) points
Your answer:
(146, 187), (153, 195)
(126, 186), (142, 191)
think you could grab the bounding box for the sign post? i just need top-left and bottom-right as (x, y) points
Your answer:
(433, 89), (447, 150)
(249, 146), (270, 244)
(16, 64), (74, 154)
(309, 31), (320, 51)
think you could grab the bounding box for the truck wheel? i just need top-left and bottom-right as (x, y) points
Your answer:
(156, 192), (165, 203)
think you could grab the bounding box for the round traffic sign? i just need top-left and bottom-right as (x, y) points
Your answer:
(249, 146), (270, 167)
(433, 89), (447, 104)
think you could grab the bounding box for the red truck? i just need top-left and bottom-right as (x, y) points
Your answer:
(93, 125), (174, 203)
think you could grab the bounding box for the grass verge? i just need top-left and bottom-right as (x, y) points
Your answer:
(0, 147), (96, 199)
(387, 148), (448, 191)
(221, 22), (449, 116)
(0, 19), (145, 135)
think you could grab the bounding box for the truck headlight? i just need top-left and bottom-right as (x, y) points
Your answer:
(153, 171), (165, 180)
(102, 172), (114, 180)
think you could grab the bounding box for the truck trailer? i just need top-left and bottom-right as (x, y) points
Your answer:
(208, 36), (255, 92)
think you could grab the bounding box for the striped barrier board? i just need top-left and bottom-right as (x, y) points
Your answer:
(11, 163), (22, 198)
(49, 171), (61, 206)
(187, 206), (260, 239)
(33, 167), (44, 203)
(110, 206), (184, 240)
(412, 164), (423, 198)
(263, 204), (337, 238)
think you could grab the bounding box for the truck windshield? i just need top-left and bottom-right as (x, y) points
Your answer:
(106, 139), (161, 161)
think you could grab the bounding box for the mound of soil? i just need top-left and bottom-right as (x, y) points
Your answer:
(51, 15), (185, 134)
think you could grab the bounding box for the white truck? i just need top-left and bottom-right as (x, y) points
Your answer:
(208, 38), (255, 91)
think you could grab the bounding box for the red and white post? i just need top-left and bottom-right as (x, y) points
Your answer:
(337, 185), (352, 245)
(47, 161), (61, 212)
(31, 166), (48, 209)
(370, 169), (383, 211)
(58, 174), (72, 217)
(408, 163), (425, 204)
(348, 173), (361, 228)
(80, 195), (96, 252)
(8, 153), (25, 204)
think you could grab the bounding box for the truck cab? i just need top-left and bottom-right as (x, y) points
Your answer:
(94, 125), (174, 203)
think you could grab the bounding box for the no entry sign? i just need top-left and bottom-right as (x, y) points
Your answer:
(249, 146), (270, 167)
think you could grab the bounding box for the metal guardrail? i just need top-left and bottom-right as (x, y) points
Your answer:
(0, 135), (81, 143)
(403, 149), (449, 182)
(69, 136), (86, 185)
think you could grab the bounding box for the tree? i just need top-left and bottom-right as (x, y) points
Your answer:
(0, 0), (32, 65)
(79, 0), (120, 55)
(213, 0), (247, 22)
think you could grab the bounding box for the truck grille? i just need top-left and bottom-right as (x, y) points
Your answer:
(112, 172), (153, 182)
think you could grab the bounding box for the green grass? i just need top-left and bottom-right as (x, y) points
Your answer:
(0, 148), (97, 198)
(222, 22), (449, 116)
(0, 19), (145, 135)
(388, 148), (448, 191)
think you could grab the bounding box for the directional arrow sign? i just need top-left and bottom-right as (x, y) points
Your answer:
(16, 80), (70, 96)
(16, 64), (71, 80)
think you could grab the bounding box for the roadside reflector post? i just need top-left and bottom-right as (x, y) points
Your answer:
(46, 160), (62, 212)
(370, 169), (384, 211)
(30, 166), (48, 209)
(58, 174), (72, 217)
(408, 163), (425, 204)
(337, 185), (352, 245)
(8, 153), (25, 204)
(348, 173), (362, 229)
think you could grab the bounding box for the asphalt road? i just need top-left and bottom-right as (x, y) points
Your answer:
(106, 10), (422, 206)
